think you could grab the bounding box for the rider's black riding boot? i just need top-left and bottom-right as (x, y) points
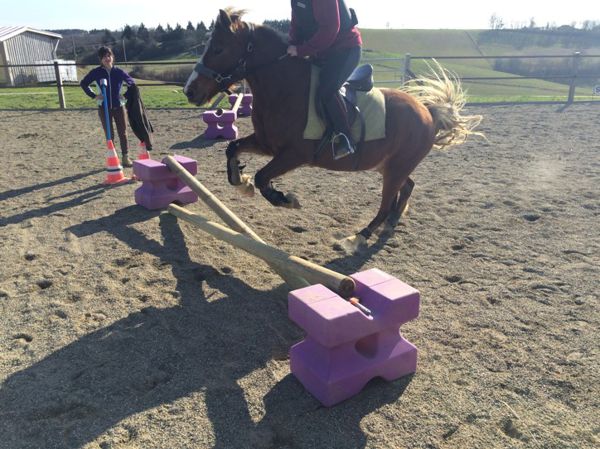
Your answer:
(322, 92), (356, 160)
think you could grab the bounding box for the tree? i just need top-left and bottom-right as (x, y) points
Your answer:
(102, 29), (115, 45)
(489, 13), (504, 30)
(528, 17), (536, 29)
(196, 21), (207, 34)
(186, 21), (195, 32)
(121, 24), (135, 40)
(138, 23), (150, 41)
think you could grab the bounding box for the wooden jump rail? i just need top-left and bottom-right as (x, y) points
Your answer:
(168, 204), (356, 298)
(164, 155), (356, 298)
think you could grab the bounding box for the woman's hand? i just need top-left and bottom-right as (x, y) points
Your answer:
(286, 45), (298, 57)
(95, 94), (104, 101)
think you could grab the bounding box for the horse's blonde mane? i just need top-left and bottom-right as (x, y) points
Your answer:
(401, 60), (484, 149)
(219, 8), (248, 31)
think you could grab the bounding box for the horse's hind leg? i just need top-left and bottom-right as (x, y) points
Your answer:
(386, 177), (415, 228)
(338, 172), (407, 253)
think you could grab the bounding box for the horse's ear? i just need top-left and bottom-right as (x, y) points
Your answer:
(218, 9), (233, 32)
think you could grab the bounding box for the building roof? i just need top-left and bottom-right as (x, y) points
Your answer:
(0, 26), (62, 42)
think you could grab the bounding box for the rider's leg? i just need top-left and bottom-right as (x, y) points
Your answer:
(317, 46), (361, 159)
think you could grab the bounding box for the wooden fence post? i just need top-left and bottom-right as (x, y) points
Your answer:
(403, 53), (412, 84)
(53, 61), (66, 109)
(567, 51), (581, 104)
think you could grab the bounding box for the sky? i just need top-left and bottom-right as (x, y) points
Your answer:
(2, 0), (598, 31)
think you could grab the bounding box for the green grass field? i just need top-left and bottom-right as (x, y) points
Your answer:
(0, 83), (232, 109)
(1, 29), (599, 109)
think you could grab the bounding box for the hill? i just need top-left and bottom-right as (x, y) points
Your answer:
(359, 29), (600, 99)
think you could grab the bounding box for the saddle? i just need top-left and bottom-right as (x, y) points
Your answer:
(303, 64), (385, 144)
(344, 64), (374, 96)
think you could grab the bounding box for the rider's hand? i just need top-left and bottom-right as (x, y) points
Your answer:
(95, 94), (103, 101)
(287, 45), (298, 57)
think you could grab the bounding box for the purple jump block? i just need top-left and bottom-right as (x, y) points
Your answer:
(288, 268), (420, 407)
(228, 93), (253, 116)
(202, 109), (238, 140)
(133, 155), (198, 210)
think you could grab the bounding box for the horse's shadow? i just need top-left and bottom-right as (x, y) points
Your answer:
(0, 206), (409, 448)
(0, 184), (107, 227)
(170, 135), (223, 151)
(0, 169), (104, 203)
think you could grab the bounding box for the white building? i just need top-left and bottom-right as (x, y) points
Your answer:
(0, 26), (67, 86)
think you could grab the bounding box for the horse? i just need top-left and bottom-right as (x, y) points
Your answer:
(184, 8), (482, 252)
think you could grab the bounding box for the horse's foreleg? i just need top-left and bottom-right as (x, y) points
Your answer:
(226, 134), (259, 186)
(255, 153), (305, 208)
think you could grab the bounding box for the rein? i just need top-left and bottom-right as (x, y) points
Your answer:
(193, 25), (288, 93)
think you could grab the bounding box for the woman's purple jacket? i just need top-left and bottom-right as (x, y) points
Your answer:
(80, 66), (134, 109)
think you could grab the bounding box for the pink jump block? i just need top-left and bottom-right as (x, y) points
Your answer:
(228, 93), (253, 116)
(133, 155), (198, 210)
(202, 109), (238, 140)
(288, 268), (420, 407)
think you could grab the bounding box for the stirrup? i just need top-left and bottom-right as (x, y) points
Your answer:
(331, 132), (355, 160)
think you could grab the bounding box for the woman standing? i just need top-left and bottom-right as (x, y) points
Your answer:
(80, 46), (135, 166)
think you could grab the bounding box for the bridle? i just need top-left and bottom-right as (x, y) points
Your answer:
(192, 24), (288, 93)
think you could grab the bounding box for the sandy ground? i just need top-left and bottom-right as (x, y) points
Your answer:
(0, 104), (598, 449)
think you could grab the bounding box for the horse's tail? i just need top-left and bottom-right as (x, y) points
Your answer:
(400, 60), (484, 150)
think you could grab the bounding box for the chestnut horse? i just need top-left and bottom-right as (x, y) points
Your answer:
(184, 9), (482, 252)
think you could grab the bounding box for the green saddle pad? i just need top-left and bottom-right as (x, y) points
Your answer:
(303, 65), (386, 141)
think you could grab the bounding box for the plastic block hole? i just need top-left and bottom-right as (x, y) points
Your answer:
(166, 178), (180, 191)
(355, 333), (379, 359)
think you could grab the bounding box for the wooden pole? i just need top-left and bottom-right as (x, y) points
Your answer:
(169, 204), (356, 298)
(231, 92), (244, 115)
(567, 51), (581, 104)
(208, 92), (225, 110)
(403, 53), (412, 84)
(53, 61), (66, 109)
(164, 155), (309, 290)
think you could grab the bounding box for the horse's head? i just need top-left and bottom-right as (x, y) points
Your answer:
(184, 9), (251, 105)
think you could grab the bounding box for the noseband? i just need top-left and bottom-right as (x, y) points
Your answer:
(193, 41), (255, 91)
(193, 25), (287, 92)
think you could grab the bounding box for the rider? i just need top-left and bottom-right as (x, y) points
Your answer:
(287, 0), (362, 159)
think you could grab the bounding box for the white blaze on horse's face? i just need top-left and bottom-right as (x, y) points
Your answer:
(183, 59), (199, 96)
(183, 30), (213, 101)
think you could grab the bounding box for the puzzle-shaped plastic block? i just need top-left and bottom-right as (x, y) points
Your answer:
(134, 155), (198, 210)
(203, 109), (238, 140)
(288, 268), (420, 406)
(229, 93), (253, 116)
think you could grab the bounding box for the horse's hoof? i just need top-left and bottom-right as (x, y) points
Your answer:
(335, 234), (368, 254)
(227, 158), (242, 185)
(236, 174), (255, 197)
(284, 193), (301, 209)
(400, 200), (411, 217)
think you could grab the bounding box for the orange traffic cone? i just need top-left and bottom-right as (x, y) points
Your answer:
(102, 140), (129, 185)
(136, 141), (151, 160)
